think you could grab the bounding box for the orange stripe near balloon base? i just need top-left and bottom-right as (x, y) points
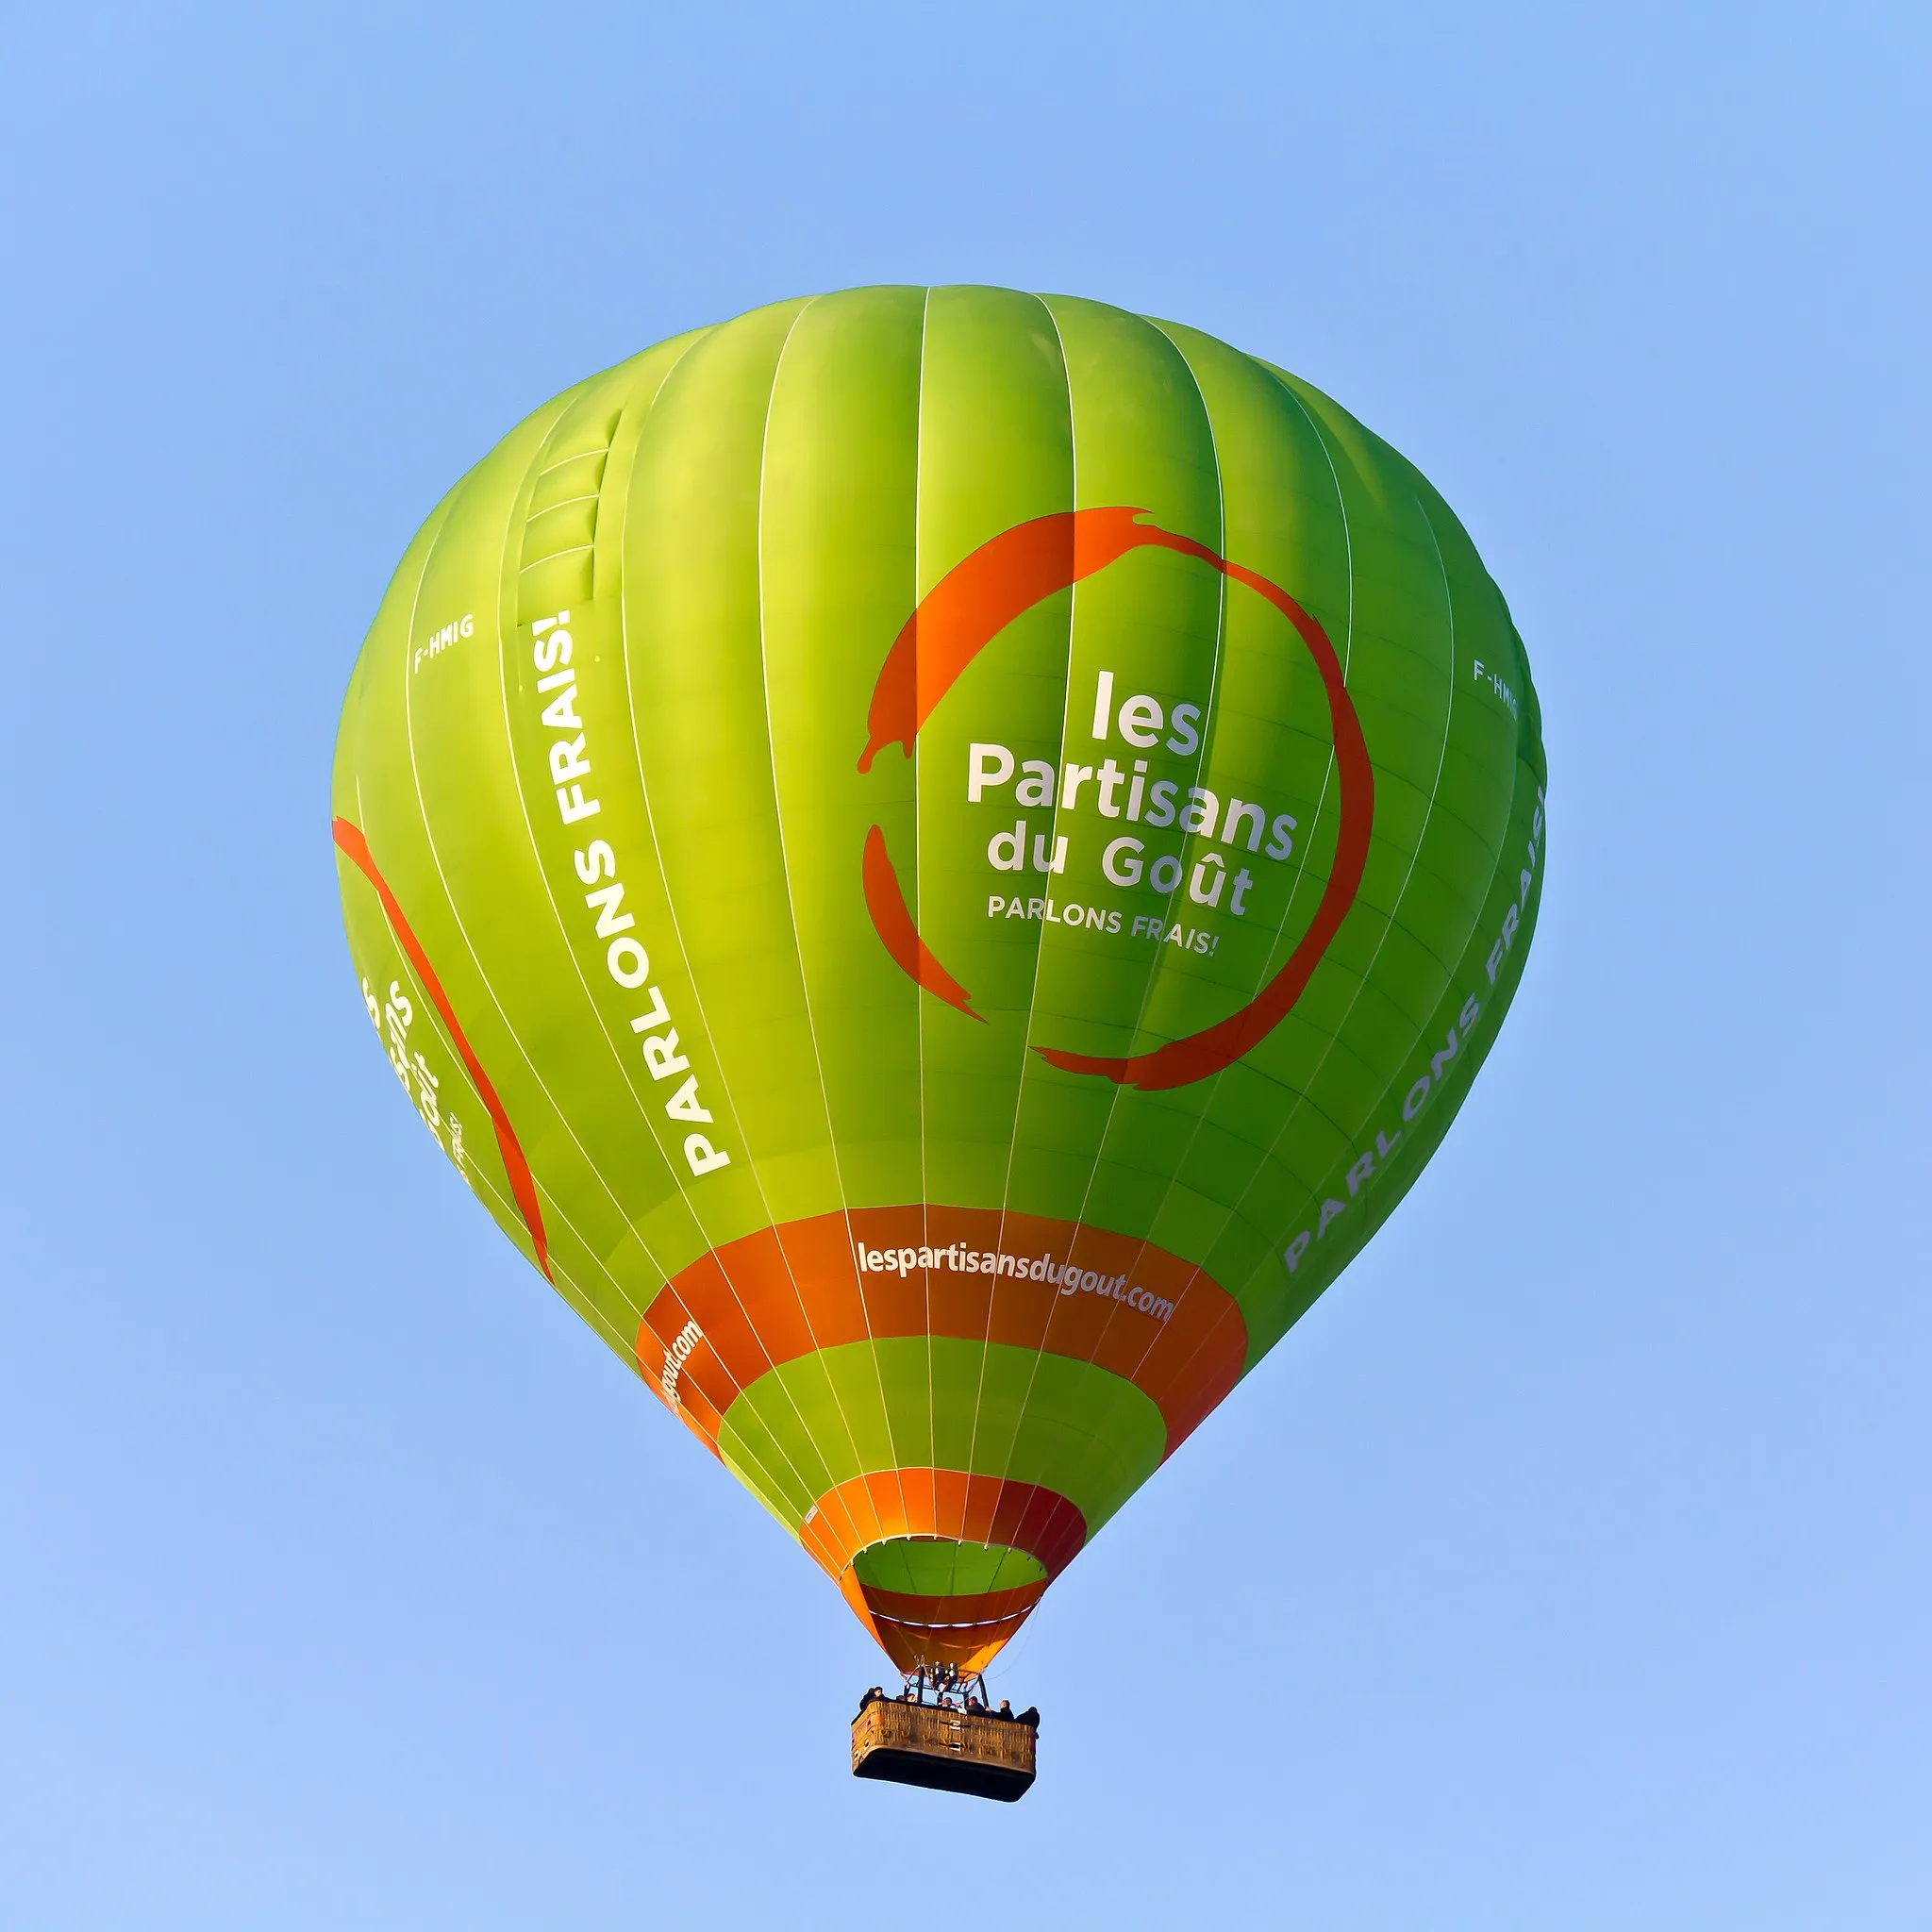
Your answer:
(634, 1205), (1248, 1462)
(799, 1468), (1084, 1674)
(856, 1580), (1052, 1627)
(859, 1600), (1041, 1674)
(798, 1469), (1087, 1580)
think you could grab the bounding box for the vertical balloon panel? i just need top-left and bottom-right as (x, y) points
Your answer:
(911, 285), (1075, 1205)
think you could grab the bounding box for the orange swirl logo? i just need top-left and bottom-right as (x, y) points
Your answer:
(857, 507), (1374, 1092)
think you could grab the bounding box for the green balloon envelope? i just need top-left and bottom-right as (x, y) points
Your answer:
(332, 286), (1546, 1673)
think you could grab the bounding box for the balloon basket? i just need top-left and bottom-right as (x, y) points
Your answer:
(850, 1671), (1038, 1802)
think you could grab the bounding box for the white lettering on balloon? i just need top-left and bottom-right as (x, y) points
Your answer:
(1281, 784), (1544, 1279)
(852, 1241), (1174, 1324)
(529, 611), (731, 1180)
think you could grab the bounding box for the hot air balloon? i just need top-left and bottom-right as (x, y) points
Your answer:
(332, 286), (1545, 1796)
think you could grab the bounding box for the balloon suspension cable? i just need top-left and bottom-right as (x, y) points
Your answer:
(879, 1661), (989, 1711)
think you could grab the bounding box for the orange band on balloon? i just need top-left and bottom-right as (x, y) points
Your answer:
(799, 1469), (1087, 1583)
(331, 817), (552, 1280)
(804, 1469), (1086, 1671)
(857, 1578), (1050, 1627)
(857, 508), (1374, 1091)
(635, 1205), (1248, 1463)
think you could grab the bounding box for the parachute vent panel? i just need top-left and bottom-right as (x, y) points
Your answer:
(515, 400), (623, 623)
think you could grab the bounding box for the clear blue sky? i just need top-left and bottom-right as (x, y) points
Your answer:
(3, 4), (1926, 1925)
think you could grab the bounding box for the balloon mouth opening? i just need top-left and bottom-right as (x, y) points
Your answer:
(841, 1537), (1052, 1674)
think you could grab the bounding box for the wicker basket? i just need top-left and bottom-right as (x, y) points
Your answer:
(851, 1698), (1038, 1801)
